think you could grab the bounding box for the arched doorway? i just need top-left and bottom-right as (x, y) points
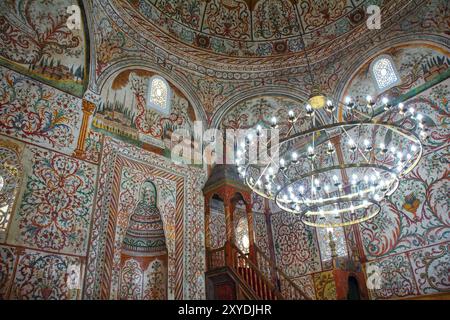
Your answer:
(119, 180), (168, 300)
(347, 276), (361, 300)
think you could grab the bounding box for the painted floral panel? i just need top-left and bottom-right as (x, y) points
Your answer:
(7, 147), (96, 256)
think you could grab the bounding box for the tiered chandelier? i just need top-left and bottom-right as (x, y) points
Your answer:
(236, 95), (427, 228)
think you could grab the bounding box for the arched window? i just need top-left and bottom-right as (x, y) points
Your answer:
(370, 55), (401, 91)
(146, 76), (171, 114)
(0, 140), (22, 241)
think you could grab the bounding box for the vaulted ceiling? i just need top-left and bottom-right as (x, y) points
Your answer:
(109, 0), (417, 71)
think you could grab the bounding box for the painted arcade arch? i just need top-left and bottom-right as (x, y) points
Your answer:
(334, 37), (450, 104)
(95, 60), (207, 124)
(93, 65), (204, 151)
(211, 86), (310, 129)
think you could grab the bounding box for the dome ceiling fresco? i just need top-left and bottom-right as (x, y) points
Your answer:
(108, 0), (413, 70)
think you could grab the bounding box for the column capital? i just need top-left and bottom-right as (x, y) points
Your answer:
(82, 99), (96, 114)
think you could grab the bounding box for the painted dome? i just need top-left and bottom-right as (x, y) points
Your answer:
(108, 0), (412, 70)
(122, 181), (167, 256)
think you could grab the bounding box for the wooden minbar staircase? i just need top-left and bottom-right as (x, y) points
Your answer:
(205, 241), (309, 300)
(203, 164), (310, 300)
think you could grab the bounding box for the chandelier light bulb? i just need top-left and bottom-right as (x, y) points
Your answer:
(409, 107), (415, 115)
(299, 185), (305, 194)
(376, 194), (384, 201)
(306, 104), (314, 117)
(383, 97), (392, 111)
(291, 152), (298, 163)
(364, 139), (372, 151)
(288, 110), (296, 122)
(416, 114), (423, 122)
(345, 96), (354, 109)
(271, 116), (278, 128)
(366, 95), (375, 108)
(327, 141), (334, 154)
(307, 146), (315, 159)
(379, 142), (388, 154)
(398, 103), (405, 115)
(332, 175), (340, 187)
(348, 139), (357, 152)
(326, 100), (335, 112)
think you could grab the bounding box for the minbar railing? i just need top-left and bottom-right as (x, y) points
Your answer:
(206, 242), (310, 300)
(254, 245), (310, 300)
(207, 242), (282, 300)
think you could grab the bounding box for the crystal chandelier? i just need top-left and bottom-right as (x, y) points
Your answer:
(236, 96), (427, 228)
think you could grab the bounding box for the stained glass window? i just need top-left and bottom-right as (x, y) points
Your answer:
(370, 55), (401, 91)
(0, 143), (21, 239)
(146, 76), (171, 114)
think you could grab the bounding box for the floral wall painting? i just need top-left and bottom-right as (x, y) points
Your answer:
(342, 43), (450, 300)
(0, 0), (89, 97)
(6, 146), (97, 257)
(94, 68), (197, 151)
(0, 66), (83, 155)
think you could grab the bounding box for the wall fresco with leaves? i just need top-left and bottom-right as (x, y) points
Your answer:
(343, 44), (450, 299)
(94, 68), (197, 150)
(6, 146), (97, 256)
(0, 66), (82, 155)
(0, 0), (88, 97)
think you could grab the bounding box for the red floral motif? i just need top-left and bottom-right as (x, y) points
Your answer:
(12, 149), (95, 255)
(0, 70), (79, 151)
